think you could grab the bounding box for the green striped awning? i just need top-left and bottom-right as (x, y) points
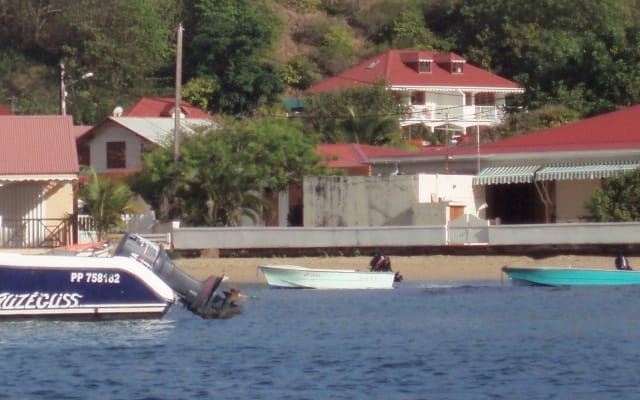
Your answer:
(473, 165), (541, 185)
(535, 161), (640, 181)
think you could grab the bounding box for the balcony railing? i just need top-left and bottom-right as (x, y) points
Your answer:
(403, 105), (504, 124)
(0, 218), (74, 248)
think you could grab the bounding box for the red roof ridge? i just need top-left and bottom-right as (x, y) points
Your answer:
(123, 97), (214, 120)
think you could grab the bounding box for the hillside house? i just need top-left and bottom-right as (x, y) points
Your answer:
(306, 50), (524, 143)
(77, 98), (219, 174)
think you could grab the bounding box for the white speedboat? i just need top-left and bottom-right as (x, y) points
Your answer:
(257, 264), (396, 289)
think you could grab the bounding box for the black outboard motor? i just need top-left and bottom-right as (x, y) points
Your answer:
(615, 253), (632, 271)
(369, 253), (403, 282)
(114, 234), (244, 319)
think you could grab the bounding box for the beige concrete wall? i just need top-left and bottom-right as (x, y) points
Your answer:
(554, 180), (600, 222)
(303, 175), (484, 227)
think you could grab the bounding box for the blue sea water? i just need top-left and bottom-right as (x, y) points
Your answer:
(2, 280), (640, 400)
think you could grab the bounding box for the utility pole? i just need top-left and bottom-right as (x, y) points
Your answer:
(174, 23), (183, 167)
(58, 63), (93, 116)
(445, 112), (450, 171)
(476, 114), (481, 173)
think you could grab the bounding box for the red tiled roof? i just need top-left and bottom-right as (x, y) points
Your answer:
(307, 50), (523, 94)
(0, 115), (79, 175)
(0, 105), (12, 115)
(123, 97), (214, 119)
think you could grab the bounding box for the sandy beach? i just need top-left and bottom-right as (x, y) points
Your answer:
(173, 254), (628, 284)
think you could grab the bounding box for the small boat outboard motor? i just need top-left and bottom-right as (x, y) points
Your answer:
(369, 253), (403, 282)
(615, 253), (632, 271)
(114, 234), (244, 319)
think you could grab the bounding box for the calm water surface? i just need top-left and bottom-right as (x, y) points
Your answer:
(2, 280), (640, 399)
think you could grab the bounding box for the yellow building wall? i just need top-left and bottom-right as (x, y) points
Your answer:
(45, 182), (76, 219)
(554, 180), (601, 222)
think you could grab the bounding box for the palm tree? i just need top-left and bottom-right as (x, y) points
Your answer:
(342, 106), (401, 145)
(79, 167), (138, 240)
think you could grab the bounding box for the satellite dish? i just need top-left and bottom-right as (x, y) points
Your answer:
(112, 106), (123, 117)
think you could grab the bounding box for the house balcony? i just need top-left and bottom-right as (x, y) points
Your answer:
(401, 104), (505, 129)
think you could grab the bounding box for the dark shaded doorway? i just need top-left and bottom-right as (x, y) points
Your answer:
(486, 183), (542, 224)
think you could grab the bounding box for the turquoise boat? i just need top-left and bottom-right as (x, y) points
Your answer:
(502, 266), (640, 286)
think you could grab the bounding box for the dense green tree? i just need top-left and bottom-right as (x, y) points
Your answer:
(182, 76), (217, 112)
(1, 0), (639, 126)
(357, 1), (450, 51)
(281, 56), (322, 91)
(586, 169), (640, 222)
(183, 0), (284, 114)
(484, 105), (581, 141)
(58, 0), (178, 123)
(0, 0), (178, 122)
(0, 50), (57, 114)
(316, 25), (356, 75)
(434, 0), (640, 116)
(0, 0), (64, 52)
(131, 118), (329, 226)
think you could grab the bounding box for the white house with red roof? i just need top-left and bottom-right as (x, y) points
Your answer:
(0, 115), (79, 247)
(306, 49), (524, 140)
(77, 98), (219, 174)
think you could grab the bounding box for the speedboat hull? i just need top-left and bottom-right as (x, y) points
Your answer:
(502, 266), (640, 286)
(0, 234), (246, 320)
(258, 264), (395, 289)
(0, 253), (175, 319)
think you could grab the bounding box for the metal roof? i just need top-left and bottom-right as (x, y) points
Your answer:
(110, 117), (219, 145)
(0, 115), (78, 176)
(535, 161), (640, 181)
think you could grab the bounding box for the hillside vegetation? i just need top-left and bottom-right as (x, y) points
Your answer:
(0, 0), (638, 126)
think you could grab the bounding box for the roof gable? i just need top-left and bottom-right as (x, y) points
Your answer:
(123, 97), (214, 120)
(307, 49), (524, 94)
(0, 115), (79, 176)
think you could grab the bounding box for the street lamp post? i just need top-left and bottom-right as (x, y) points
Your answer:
(59, 63), (66, 115)
(59, 63), (94, 116)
